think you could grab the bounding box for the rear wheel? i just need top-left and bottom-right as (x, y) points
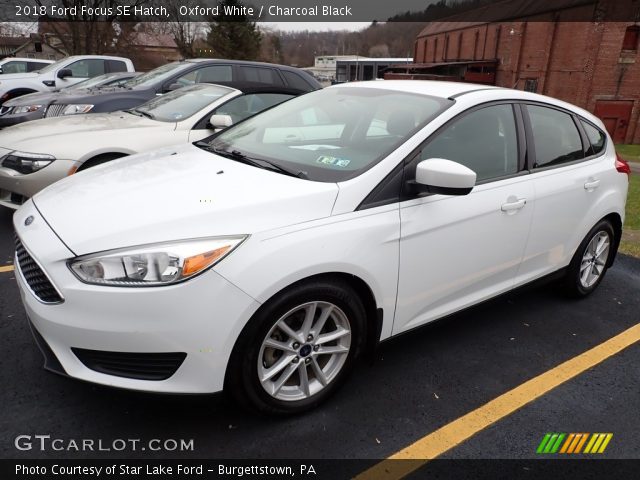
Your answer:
(563, 220), (615, 297)
(226, 279), (366, 415)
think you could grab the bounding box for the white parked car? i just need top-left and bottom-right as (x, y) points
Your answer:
(13, 81), (629, 414)
(0, 83), (299, 209)
(0, 57), (54, 74)
(0, 55), (134, 104)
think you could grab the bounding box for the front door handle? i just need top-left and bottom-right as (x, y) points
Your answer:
(584, 179), (600, 190)
(501, 198), (526, 212)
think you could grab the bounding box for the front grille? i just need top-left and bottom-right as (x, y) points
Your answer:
(45, 104), (66, 118)
(10, 192), (25, 205)
(71, 348), (187, 381)
(15, 235), (63, 304)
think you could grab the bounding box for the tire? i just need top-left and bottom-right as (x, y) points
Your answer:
(563, 220), (616, 297)
(226, 279), (366, 415)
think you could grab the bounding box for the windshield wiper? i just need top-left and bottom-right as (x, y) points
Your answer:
(132, 108), (155, 120)
(196, 143), (308, 179)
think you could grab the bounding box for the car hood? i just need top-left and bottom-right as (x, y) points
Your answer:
(4, 91), (57, 106)
(4, 87), (109, 106)
(0, 112), (161, 149)
(32, 144), (339, 255)
(48, 86), (152, 105)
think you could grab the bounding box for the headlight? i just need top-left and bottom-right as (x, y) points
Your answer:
(61, 104), (94, 115)
(1, 151), (55, 174)
(68, 236), (247, 287)
(11, 105), (42, 114)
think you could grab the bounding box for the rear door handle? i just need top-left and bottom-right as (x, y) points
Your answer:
(584, 179), (600, 190)
(501, 198), (526, 212)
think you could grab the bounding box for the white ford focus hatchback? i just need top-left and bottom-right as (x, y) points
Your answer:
(14, 81), (629, 414)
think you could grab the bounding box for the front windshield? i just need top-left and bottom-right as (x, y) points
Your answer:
(134, 83), (234, 122)
(121, 62), (188, 89)
(36, 57), (76, 75)
(207, 86), (451, 182)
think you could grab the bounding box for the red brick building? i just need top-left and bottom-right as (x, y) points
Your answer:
(386, 0), (640, 143)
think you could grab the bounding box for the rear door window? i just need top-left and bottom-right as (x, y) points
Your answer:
(105, 60), (127, 73)
(527, 105), (584, 168)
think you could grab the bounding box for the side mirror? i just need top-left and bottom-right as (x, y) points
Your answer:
(57, 68), (72, 79)
(414, 158), (476, 196)
(208, 114), (233, 130)
(166, 83), (183, 92)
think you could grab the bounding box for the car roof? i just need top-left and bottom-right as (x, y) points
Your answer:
(185, 58), (310, 72)
(203, 81), (310, 96)
(0, 57), (55, 63)
(331, 80), (501, 99)
(331, 80), (600, 124)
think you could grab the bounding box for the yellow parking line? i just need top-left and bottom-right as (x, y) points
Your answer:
(0, 265), (14, 273)
(355, 323), (640, 480)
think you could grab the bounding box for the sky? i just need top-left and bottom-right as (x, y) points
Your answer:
(262, 22), (372, 32)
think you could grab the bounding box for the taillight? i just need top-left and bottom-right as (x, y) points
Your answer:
(615, 153), (631, 176)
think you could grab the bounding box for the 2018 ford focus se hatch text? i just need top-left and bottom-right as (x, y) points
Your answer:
(13, 81), (630, 414)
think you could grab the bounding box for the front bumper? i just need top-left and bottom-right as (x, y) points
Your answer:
(14, 201), (261, 393)
(0, 160), (78, 209)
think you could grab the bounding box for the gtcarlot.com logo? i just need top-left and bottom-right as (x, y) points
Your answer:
(14, 435), (194, 452)
(536, 433), (613, 454)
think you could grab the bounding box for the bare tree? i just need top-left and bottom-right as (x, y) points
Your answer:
(35, 0), (148, 54)
(165, 1), (206, 58)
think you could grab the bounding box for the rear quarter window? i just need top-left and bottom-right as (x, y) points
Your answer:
(282, 71), (314, 91)
(240, 66), (284, 86)
(580, 120), (606, 156)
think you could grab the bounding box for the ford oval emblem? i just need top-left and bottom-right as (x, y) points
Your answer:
(24, 215), (34, 226)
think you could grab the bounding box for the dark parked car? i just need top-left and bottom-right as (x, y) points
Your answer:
(23, 59), (321, 122)
(0, 72), (140, 128)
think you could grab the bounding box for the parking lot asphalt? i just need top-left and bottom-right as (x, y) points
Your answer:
(1, 205), (639, 475)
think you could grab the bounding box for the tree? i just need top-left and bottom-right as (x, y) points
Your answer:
(206, 0), (261, 60)
(35, 0), (148, 55)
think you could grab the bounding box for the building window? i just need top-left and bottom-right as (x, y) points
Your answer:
(524, 79), (538, 93)
(34, 42), (42, 52)
(622, 25), (639, 51)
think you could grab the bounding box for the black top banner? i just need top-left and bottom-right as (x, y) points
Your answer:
(0, 0), (639, 23)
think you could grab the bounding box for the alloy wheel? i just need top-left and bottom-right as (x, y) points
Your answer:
(579, 231), (610, 289)
(257, 301), (351, 401)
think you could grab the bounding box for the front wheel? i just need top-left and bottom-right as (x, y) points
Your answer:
(563, 220), (616, 297)
(226, 280), (366, 415)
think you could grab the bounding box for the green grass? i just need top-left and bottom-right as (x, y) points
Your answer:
(620, 240), (640, 258)
(625, 174), (640, 230)
(617, 144), (640, 163)
(620, 174), (640, 257)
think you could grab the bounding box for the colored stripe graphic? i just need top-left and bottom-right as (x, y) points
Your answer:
(559, 433), (575, 453)
(536, 433), (552, 453)
(598, 434), (613, 453)
(536, 433), (612, 454)
(574, 433), (589, 453)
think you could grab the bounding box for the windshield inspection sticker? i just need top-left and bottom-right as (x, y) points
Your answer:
(316, 155), (350, 167)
